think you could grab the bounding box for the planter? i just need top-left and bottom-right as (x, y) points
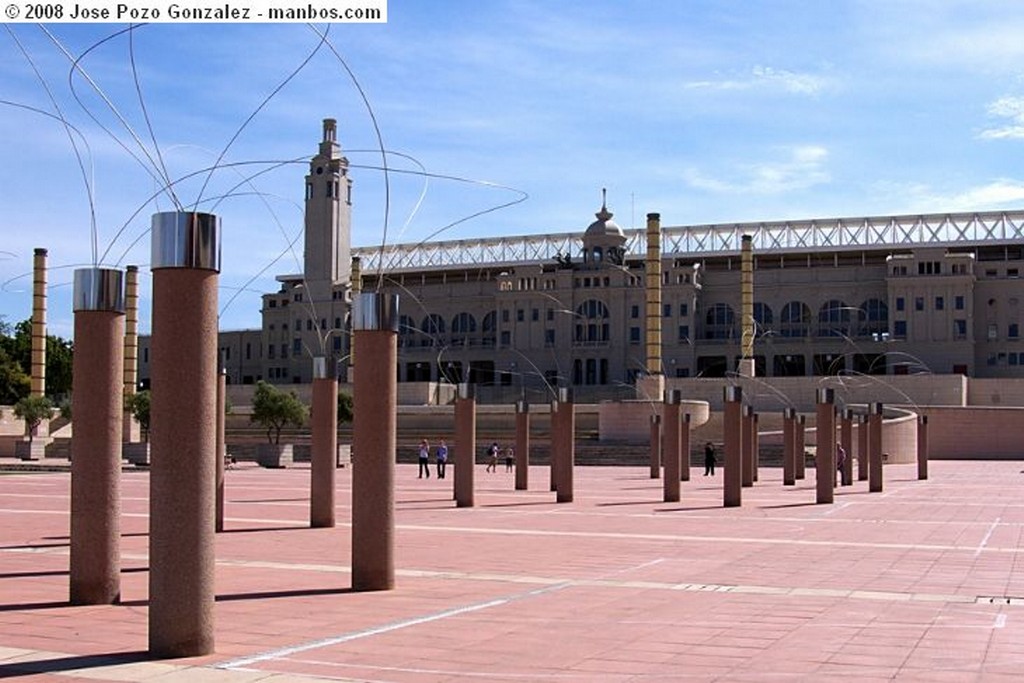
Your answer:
(15, 440), (46, 461)
(257, 443), (294, 468)
(123, 442), (151, 466)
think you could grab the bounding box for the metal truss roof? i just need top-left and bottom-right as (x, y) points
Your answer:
(353, 209), (1024, 274)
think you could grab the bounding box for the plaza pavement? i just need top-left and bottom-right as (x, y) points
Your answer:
(2, 459), (1024, 682)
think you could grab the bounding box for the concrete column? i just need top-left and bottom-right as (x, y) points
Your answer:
(868, 402), (883, 493)
(69, 268), (124, 605)
(858, 414), (869, 481)
(918, 414), (929, 481)
(681, 412), (692, 482)
(515, 400), (530, 491)
(122, 265), (141, 443)
(351, 292), (398, 591)
(454, 384), (476, 508)
(662, 391), (681, 503)
(816, 388), (836, 504)
(549, 400), (558, 493)
(782, 408), (796, 486)
(311, 357), (338, 528)
(555, 387), (575, 504)
(741, 405), (754, 488)
(215, 369), (226, 533)
(840, 408), (854, 487)
(30, 247), (47, 399)
(148, 211), (220, 657)
(723, 386), (742, 507)
(752, 412), (760, 483)
(795, 415), (806, 480)
(649, 414), (661, 479)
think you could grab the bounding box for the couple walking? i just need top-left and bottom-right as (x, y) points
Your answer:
(417, 438), (449, 479)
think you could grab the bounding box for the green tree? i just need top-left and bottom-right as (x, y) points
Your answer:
(0, 346), (30, 404)
(250, 381), (307, 444)
(0, 318), (73, 400)
(337, 390), (353, 424)
(14, 395), (54, 443)
(125, 390), (151, 442)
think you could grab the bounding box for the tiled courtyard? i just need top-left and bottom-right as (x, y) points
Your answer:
(2, 459), (1024, 681)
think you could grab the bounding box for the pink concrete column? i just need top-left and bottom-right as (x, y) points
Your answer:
(858, 414), (869, 481)
(649, 414), (661, 479)
(662, 391), (681, 503)
(215, 369), (226, 533)
(69, 268), (124, 605)
(515, 400), (530, 491)
(782, 408), (796, 486)
(868, 402), (883, 493)
(549, 401), (558, 492)
(351, 292), (398, 591)
(917, 414), (929, 481)
(815, 388), (836, 504)
(752, 413), (759, 483)
(311, 357), (338, 527)
(723, 386), (742, 507)
(795, 415), (806, 480)
(148, 211), (219, 657)
(555, 387), (575, 504)
(840, 408), (854, 487)
(741, 405), (754, 488)
(454, 383), (476, 508)
(681, 412), (691, 482)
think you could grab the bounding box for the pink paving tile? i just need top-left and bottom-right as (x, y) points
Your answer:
(3, 461), (1024, 681)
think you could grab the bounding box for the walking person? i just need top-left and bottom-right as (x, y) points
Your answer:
(835, 441), (846, 485)
(505, 445), (515, 472)
(418, 439), (430, 479)
(436, 439), (448, 479)
(704, 441), (717, 476)
(485, 442), (499, 472)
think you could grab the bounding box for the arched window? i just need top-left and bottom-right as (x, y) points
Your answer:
(397, 314), (416, 348)
(817, 300), (851, 338)
(704, 303), (736, 340)
(859, 298), (888, 337)
(574, 299), (609, 344)
(451, 312), (477, 347)
(753, 302), (773, 337)
(780, 301), (811, 338)
(481, 310), (497, 348)
(421, 314), (446, 346)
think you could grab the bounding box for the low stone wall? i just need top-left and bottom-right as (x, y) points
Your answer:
(921, 406), (1024, 459)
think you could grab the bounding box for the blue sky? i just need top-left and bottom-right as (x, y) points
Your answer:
(3, 2), (1024, 337)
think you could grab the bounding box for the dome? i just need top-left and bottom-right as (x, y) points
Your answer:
(585, 201), (624, 238)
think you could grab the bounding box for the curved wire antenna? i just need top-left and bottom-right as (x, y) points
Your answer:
(127, 24), (180, 210)
(193, 24), (330, 210)
(4, 28), (98, 265)
(41, 24), (180, 209)
(306, 24), (391, 287)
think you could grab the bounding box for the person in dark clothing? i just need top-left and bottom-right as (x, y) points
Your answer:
(417, 439), (430, 478)
(704, 441), (717, 476)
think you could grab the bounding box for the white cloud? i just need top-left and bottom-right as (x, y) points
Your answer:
(683, 145), (831, 195)
(686, 65), (829, 96)
(979, 96), (1024, 140)
(874, 179), (1024, 214)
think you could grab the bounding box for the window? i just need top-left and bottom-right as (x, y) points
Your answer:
(517, 309), (524, 322)
(988, 324), (998, 341)
(680, 303), (688, 317)
(894, 321), (907, 338)
(678, 325), (689, 343)
(1011, 323), (1020, 339)
(544, 329), (555, 346)
(1010, 268), (1020, 278)
(935, 296), (944, 311)
(663, 303), (672, 317)
(502, 310), (510, 323)
(268, 344), (276, 359)
(896, 297), (905, 312)
(629, 327), (640, 344)
(955, 296), (965, 310)
(294, 292), (303, 302)
(245, 343), (251, 360)
(500, 331), (511, 346)
(532, 308), (539, 322)
(280, 343), (288, 359)
(333, 336), (342, 350)
(631, 305), (640, 319)
(292, 339), (301, 355)
(547, 308), (554, 321)
(306, 319), (312, 331)
(269, 299), (277, 308)
(915, 298), (924, 312)
(954, 320), (967, 339)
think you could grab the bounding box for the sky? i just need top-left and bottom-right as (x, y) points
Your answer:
(3, 1), (1024, 338)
